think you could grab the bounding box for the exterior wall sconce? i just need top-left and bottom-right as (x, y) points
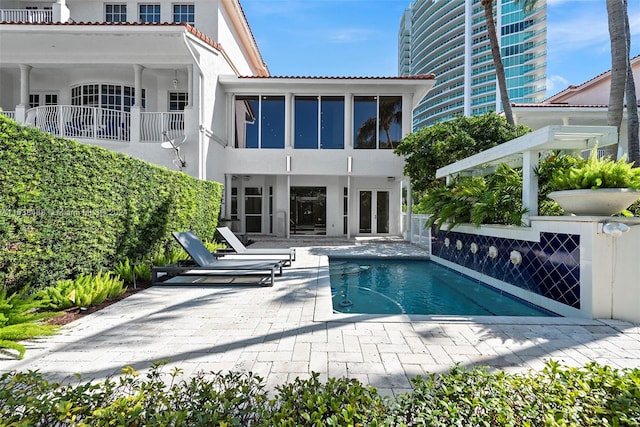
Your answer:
(347, 156), (353, 173)
(286, 155), (291, 172)
(172, 70), (178, 89)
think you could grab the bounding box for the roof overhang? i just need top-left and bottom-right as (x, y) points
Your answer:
(218, 75), (437, 110)
(0, 23), (201, 67)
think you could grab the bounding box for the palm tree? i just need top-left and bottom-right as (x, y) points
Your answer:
(606, 0), (627, 159)
(623, 2), (639, 166)
(481, 0), (537, 126)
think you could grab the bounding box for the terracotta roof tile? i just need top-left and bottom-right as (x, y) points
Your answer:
(238, 74), (436, 80)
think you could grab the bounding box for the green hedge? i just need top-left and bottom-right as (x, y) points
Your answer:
(0, 361), (638, 426)
(0, 116), (222, 293)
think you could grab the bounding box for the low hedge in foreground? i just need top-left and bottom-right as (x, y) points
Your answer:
(0, 360), (638, 426)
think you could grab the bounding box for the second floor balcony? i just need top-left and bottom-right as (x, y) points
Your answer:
(16, 105), (184, 143)
(0, 8), (53, 23)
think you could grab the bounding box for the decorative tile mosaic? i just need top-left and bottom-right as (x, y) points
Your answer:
(431, 228), (581, 309)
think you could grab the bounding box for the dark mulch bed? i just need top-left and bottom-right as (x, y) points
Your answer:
(45, 282), (152, 326)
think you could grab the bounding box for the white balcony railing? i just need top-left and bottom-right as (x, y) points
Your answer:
(0, 111), (16, 120)
(26, 105), (131, 142)
(141, 112), (185, 142)
(23, 106), (185, 143)
(0, 9), (53, 23)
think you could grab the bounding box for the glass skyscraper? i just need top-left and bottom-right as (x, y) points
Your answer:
(399, 0), (547, 130)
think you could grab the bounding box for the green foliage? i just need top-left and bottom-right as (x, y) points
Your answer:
(419, 164), (527, 230)
(0, 287), (59, 359)
(0, 361), (638, 426)
(547, 148), (640, 191)
(268, 372), (386, 426)
(113, 257), (152, 285)
(394, 112), (530, 194)
(38, 270), (126, 310)
(0, 116), (223, 293)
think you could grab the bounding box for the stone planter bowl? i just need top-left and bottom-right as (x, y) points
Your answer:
(548, 188), (640, 216)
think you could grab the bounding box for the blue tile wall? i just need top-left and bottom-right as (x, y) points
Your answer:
(431, 228), (581, 309)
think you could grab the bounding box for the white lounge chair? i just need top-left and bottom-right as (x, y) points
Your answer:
(216, 226), (296, 265)
(151, 231), (283, 286)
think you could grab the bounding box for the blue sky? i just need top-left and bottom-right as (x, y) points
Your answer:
(241, 0), (640, 98)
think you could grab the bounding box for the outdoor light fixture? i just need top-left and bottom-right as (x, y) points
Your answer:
(172, 70), (179, 89)
(161, 131), (186, 171)
(601, 222), (631, 237)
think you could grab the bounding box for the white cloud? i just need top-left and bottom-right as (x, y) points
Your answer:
(546, 75), (570, 95)
(328, 28), (374, 43)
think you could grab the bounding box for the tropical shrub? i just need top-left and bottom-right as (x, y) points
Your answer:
(0, 115), (223, 293)
(394, 112), (530, 194)
(0, 361), (638, 425)
(419, 163), (527, 230)
(38, 270), (126, 310)
(0, 287), (59, 359)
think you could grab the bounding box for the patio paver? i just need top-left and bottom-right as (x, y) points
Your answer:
(1, 238), (639, 396)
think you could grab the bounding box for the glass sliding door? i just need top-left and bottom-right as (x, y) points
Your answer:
(290, 187), (326, 235)
(359, 190), (389, 234)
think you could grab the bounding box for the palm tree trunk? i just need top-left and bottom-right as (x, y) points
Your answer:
(606, 0), (627, 158)
(482, 0), (514, 126)
(623, 0), (640, 166)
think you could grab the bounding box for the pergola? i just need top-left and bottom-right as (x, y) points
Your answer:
(435, 125), (618, 223)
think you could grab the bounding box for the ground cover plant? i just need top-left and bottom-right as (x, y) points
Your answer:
(0, 361), (638, 426)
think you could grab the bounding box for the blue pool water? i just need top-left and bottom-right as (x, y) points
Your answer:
(329, 258), (556, 316)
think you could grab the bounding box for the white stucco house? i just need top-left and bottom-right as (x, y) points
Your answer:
(512, 55), (640, 158)
(0, 0), (436, 238)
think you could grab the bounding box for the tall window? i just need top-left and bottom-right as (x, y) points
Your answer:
(234, 95), (285, 149)
(139, 4), (160, 23)
(353, 96), (402, 149)
(294, 95), (344, 149)
(168, 92), (188, 111)
(105, 4), (127, 22)
(173, 4), (194, 24)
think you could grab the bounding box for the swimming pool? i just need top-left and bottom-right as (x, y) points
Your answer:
(329, 258), (556, 316)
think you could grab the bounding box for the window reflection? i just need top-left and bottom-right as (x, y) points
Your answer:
(234, 95), (285, 149)
(353, 96), (402, 149)
(294, 96), (318, 149)
(321, 96), (344, 149)
(261, 96), (285, 149)
(379, 96), (402, 149)
(294, 96), (344, 149)
(235, 96), (258, 148)
(353, 96), (377, 149)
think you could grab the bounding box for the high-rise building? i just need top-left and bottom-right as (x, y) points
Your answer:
(399, 0), (547, 130)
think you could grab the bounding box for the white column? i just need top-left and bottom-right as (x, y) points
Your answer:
(130, 64), (144, 143)
(15, 64), (32, 123)
(405, 179), (412, 239)
(224, 174), (233, 218)
(133, 64), (144, 107)
(53, 0), (70, 22)
(346, 175), (352, 239)
(344, 93), (353, 148)
(522, 150), (539, 224)
(19, 64), (31, 107)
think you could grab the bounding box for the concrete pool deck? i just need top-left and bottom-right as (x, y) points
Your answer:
(2, 237), (640, 396)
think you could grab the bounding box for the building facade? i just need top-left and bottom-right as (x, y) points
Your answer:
(0, 0), (435, 238)
(399, 0), (546, 130)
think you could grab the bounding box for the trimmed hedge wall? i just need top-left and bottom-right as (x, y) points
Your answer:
(0, 116), (222, 293)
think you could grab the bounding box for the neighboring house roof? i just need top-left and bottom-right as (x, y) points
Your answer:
(543, 54), (640, 104)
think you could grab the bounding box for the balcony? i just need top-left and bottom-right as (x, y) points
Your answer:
(22, 106), (184, 143)
(0, 9), (53, 23)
